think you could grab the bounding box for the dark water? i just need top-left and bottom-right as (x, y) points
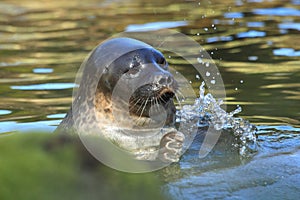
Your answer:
(0, 0), (299, 199)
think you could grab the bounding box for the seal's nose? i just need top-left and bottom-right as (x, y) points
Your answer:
(155, 74), (173, 87)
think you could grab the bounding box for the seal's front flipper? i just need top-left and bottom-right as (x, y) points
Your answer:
(158, 131), (185, 163)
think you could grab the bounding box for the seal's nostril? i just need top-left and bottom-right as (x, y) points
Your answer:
(158, 77), (166, 85)
(157, 75), (173, 86)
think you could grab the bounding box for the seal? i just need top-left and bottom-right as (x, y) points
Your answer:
(56, 37), (185, 163)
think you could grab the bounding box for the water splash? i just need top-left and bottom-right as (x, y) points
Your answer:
(178, 82), (257, 158)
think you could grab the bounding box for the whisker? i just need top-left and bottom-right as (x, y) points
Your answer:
(153, 97), (159, 112)
(135, 105), (144, 115)
(158, 95), (167, 104)
(175, 89), (185, 101)
(139, 97), (149, 118)
(129, 98), (142, 111)
(129, 95), (142, 104)
(136, 100), (145, 113)
(174, 93), (181, 104)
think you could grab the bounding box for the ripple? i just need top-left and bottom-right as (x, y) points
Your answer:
(258, 125), (300, 132)
(248, 0), (264, 2)
(220, 36), (233, 41)
(47, 113), (66, 119)
(0, 110), (12, 115)
(0, 120), (59, 134)
(224, 12), (244, 18)
(236, 30), (266, 38)
(206, 36), (233, 43)
(32, 68), (54, 74)
(253, 7), (300, 16)
(11, 83), (77, 90)
(125, 21), (188, 32)
(273, 48), (300, 57)
(247, 22), (265, 28)
(278, 22), (300, 31)
(248, 56), (258, 61)
(206, 37), (219, 43)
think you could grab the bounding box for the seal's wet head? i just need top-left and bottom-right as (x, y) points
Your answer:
(95, 43), (177, 125)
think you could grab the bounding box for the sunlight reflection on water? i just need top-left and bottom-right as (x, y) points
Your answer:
(11, 83), (77, 90)
(32, 68), (54, 74)
(126, 21), (188, 32)
(273, 48), (300, 57)
(253, 7), (300, 16)
(0, 110), (12, 115)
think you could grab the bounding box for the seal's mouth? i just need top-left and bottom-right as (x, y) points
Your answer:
(157, 87), (175, 103)
(129, 84), (175, 117)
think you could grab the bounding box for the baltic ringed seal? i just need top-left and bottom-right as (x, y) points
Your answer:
(57, 37), (185, 163)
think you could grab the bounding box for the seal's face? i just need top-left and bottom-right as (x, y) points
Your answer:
(98, 47), (177, 123)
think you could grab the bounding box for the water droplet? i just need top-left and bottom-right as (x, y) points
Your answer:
(197, 57), (203, 63)
(196, 32), (200, 36)
(211, 52), (214, 55)
(235, 87), (238, 91)
(177, 81), (257, 158)
(212, 24), (215, 27)
(240, 80), (244, 84)
(206, 71), (211, 77)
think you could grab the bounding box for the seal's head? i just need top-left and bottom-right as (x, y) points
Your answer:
(98, 42), (177, 122)
(63, 37), (177, 132)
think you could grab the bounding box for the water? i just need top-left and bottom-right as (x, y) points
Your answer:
(178, 82), (257, 158)
(0, 0), (299, 199)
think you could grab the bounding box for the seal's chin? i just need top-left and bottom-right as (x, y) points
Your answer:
(129, 85), (175, 117)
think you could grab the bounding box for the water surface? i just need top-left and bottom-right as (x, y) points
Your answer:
(0, 0), (299, 199)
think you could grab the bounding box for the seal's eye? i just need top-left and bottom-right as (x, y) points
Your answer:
(157, 57), (166, 66)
